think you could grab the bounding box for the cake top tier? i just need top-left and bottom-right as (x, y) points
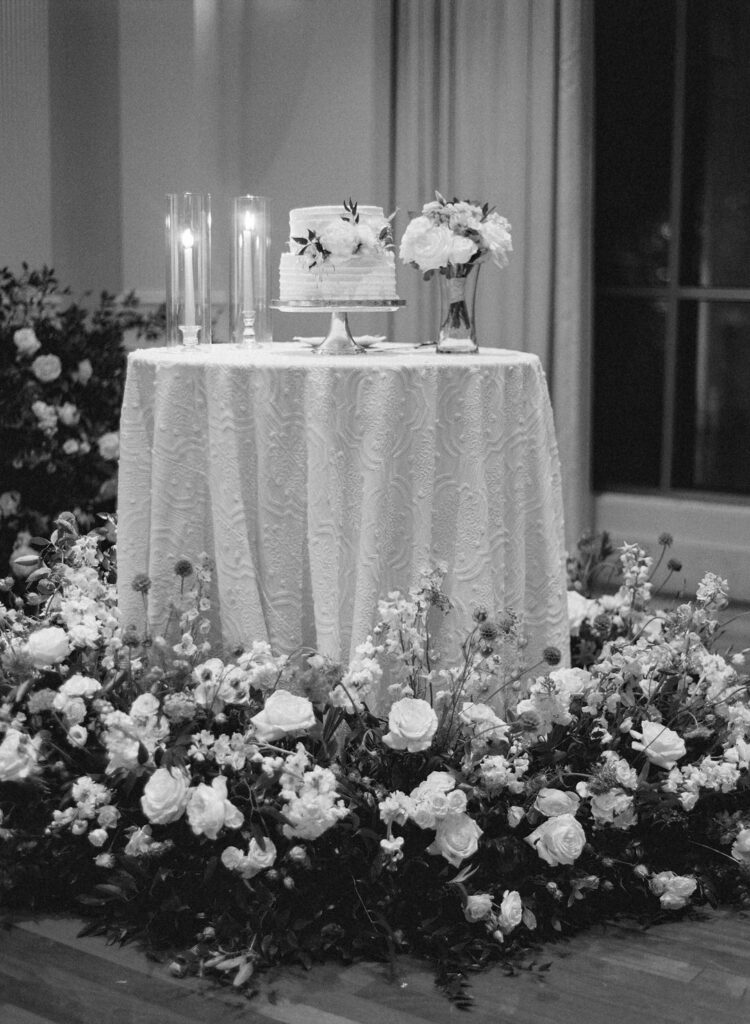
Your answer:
(288, 204), (390, 240)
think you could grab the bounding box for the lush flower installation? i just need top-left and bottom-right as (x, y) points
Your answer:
(1, 517), (749, 1005)
(0, 265), (161, 582)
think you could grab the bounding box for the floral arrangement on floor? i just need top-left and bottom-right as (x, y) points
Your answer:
(1, 517), (749, 1005)
(0, 265), (161, 582)
(293, 199), (394, 270)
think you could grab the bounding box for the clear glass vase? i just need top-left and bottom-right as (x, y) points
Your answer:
(437, 264), (480, 353)
(230, 195), (270, 347)
(165, 193), (212, 347)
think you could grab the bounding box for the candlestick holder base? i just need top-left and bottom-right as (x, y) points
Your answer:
(271, 299), (405, 355)
(178, 325), (201, 348)
(241, 310), (259, 348)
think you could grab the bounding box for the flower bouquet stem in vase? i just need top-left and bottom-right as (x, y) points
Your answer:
(438, 266), (480, 353)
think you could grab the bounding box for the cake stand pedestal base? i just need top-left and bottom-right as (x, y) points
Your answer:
(271, 300), (406, 355)
(318, 310), (365, 355)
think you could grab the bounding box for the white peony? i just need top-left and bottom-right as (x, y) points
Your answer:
(251, 689), (316, 743)
(319, 218), (361, 257)
(383, 697), (438, 753)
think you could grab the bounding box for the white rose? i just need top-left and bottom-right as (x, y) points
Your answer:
(383, 697), (438, 753)
(141, 766), (190, 825)
(74, 358), (93, 384)
(319, 218), (361, 257)
(447, 234), (478, 265)
(589, 788), (637, 829)
(0, 728), (40, 781)
(630, 720), (686, 769)
(243, 836), (277, 876)
(399, 217), (454, 271)
(566, 590), (600, 634)
(250, 689), (316, 743)
(130, 693), (160, 720)
(464, 893), (493, 923)
(426, 811), (482, 867)
(731, 828), (750, 866)
(221, 846), (244, 872)
(0, 490), (21, 518)
(13, 326), (42, 356)
(534, 787), (581, 818)
(498, 890), (523, 932)
(525, 813), (586, 866)
(186, 775), (244, 839)
(26, 626), (71, 667)
(97, 431), (120, 461)
(507, 805), (525, 828)
(459, 702), (509, 746)
(66, 724), (88, 747)
(56, 402), (80, 426)
(549, 667), (593, 700)
(649, 871), (697, 910)
(31, 353), (63, 383)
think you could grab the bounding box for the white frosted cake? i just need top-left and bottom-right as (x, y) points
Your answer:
(279, 202), (398, 302)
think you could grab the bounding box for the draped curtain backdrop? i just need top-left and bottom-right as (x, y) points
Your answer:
(391, 0), (593, 547)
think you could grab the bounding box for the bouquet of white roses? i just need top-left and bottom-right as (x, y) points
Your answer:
(399, 192), (512, 280)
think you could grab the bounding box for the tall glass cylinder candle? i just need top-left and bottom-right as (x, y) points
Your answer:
(166, 193), (212, 347)
(230, 195), (270, 346)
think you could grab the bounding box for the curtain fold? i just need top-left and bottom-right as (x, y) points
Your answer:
(391, 0), (593, 546)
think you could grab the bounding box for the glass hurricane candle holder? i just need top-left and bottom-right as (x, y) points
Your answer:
(166, 192), (212, 347)
(230, 195), (270, 347)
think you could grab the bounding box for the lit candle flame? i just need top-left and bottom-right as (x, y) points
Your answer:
(181, 228), (195, 249)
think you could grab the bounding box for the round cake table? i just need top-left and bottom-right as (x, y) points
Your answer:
(117, 342), (569, 695)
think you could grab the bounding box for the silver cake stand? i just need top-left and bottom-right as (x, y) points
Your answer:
(271, 299), (406, 355)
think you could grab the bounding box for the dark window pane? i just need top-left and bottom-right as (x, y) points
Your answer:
(681, 2), (750, 287)
(594, 0), (675, 287)
(593, 297), (666, 490)
(672, 301), (750, 493)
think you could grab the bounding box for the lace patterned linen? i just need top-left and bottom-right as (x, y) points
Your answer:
(117, 343), (569, 704)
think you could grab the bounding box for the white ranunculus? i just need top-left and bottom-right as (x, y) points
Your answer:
(31, 353), (63, 383)
(186, 775), (244, 839)
(97, 430), (120, 461)
(649, 870), (697, 910)
(66, 724), (88, 747)
(13, 326), (42, 356)
(399, 217), (454, 272)
(383, 697), (438, 753)
(549, 667), (593, 700)
(0, 728), (41, 781)
(464, 893), (493, 923)
(141, 766), (191, 825)
(731, 828), (750, 866)
(426, 811), (482, 867)
(533, 787), (581, 818)
(525, 813), (586, 866)
(630, 720), (686, 770)
(498, 890), (523, 933)
(26, 626), (71, 667)
(250, 689), (316, 743)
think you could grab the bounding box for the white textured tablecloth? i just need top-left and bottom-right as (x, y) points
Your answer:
(117, 342), (569, 679)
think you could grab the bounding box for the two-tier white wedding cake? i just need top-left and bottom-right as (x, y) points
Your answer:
(279, 201), (398, 303)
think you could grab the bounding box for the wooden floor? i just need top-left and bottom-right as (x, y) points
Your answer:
(1, 911), (749, 1024)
